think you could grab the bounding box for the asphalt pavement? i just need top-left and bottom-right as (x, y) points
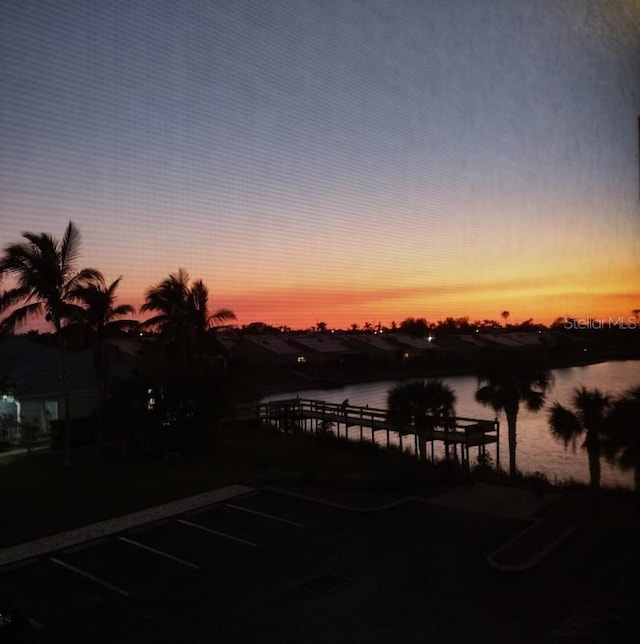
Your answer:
(0, 485), (627, 643)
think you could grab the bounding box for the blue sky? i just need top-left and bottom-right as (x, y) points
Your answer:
(1, 0), (639, 328)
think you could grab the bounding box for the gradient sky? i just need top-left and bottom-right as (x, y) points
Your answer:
(1, 0), (639, 330)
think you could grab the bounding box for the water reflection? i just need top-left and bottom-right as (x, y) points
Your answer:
(265, 360), (639, 489)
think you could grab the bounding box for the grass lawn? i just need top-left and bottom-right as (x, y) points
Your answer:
(0, 419), (448, 549)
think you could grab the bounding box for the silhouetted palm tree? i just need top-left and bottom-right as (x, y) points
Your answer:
(141, 269), (235, 365)
(606, 386), (640, 508)
(548, 386), (612, 497)
(141, 269), (194, 364)
(475, 351), (552, 479)
(387, 379), (456, 458)
(0, 221), (102, 465)
(71, 276), (137, 367)
(70, 276), (137, 448)
(189, 278), (236, 357)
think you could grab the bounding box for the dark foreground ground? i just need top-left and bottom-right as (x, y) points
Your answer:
(1, 421), (639, 643)
(2, 486), (638, 644)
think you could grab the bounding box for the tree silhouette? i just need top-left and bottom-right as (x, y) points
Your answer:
(0, 221), (102, 465)
(141, 269), (235, 365)
(188, 278), (236, 357)
(548, 386), (612, 500)
(70, 275), (137, 449)
(475, 351), (551, 479)
(500, 310), (510, 327)
(606, 386), (640, 509)
(71, 275), (137, 365)
(399, 317), (429, 337)
(387, 379), (456, 458)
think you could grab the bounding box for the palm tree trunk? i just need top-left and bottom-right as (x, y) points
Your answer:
(587, 445), (601, 493)
(586, 432), (602, 515)
(56, 323), (72, 467)
(505, 407), (518, 480)
(417, 430), (427, 460)
(93, 342), (108, 455)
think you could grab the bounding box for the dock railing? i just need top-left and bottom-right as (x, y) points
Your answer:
(257, 398), (500, 467)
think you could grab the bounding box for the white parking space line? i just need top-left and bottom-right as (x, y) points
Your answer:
(117, 537), (201, 570)
(176, 519), (258, 547)
(49, 557), (131, 597)
(225, 504), (306, 528)
(0, 485), (254, 567)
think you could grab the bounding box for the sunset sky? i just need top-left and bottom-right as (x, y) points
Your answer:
(1, 0), (639, 330)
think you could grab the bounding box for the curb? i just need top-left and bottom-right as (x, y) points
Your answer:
(263, 485), (433, 512)
(486, 520), (577, 572)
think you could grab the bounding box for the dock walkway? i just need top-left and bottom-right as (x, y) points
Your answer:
(257, 398), (499, 466)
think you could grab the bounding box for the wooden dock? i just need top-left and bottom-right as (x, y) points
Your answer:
(257, 398), (499, 468)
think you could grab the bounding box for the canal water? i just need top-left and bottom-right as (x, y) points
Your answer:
(264, 360), (640, 489)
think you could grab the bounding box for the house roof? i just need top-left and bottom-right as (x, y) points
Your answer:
(388, 333), (439, 351)
(215, 333), (240, 352)
(505, 332), (545, 346)
(478, 333), (523, 347)
(346, 335), (400, 352)
(0, 338), (97, 398)
(245, 335), (302, 355)
(457, 334), (489, 347)
(434, 334), (492, 350)
(290, 335), (350, 353)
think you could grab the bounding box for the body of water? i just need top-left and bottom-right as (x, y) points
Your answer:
(264, 360), (639, 489)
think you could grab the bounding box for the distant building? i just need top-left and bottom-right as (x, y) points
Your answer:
(343, 334), (402, 366)
(386, 333), (444, 364)
(288, 335), (351, 366)
(223, 334), (308, 368)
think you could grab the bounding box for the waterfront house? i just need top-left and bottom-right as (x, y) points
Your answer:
(0, 338), (99, 442)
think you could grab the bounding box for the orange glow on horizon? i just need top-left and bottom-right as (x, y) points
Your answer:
(117, 281), (638, 331)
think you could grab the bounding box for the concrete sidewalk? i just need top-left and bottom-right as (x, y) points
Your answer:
(0, 484), (253, 566)
(429, 482), (553, 519)
(0, 443), (49, 461)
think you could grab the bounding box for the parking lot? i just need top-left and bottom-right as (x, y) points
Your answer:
(1, 486), (625, 643)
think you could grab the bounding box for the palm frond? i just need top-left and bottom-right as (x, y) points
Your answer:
(0, 242), (33, 275)
(0, 302), (43, 333)
(0, 286), (34, 312)
(523, 390), (546, 412)
(105, 318), (139, 333)
(59, 301), (88, 323)
(208, 308), (236, 326)
(475, 385), (505, 412)
(112, 303), (136, 316)
(106, 276), (124, 297)
(59, 221), (81, 276)
(139, 314), (167, 330)
(67, 268), (104, 292)
(548, 402), (583, 450)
